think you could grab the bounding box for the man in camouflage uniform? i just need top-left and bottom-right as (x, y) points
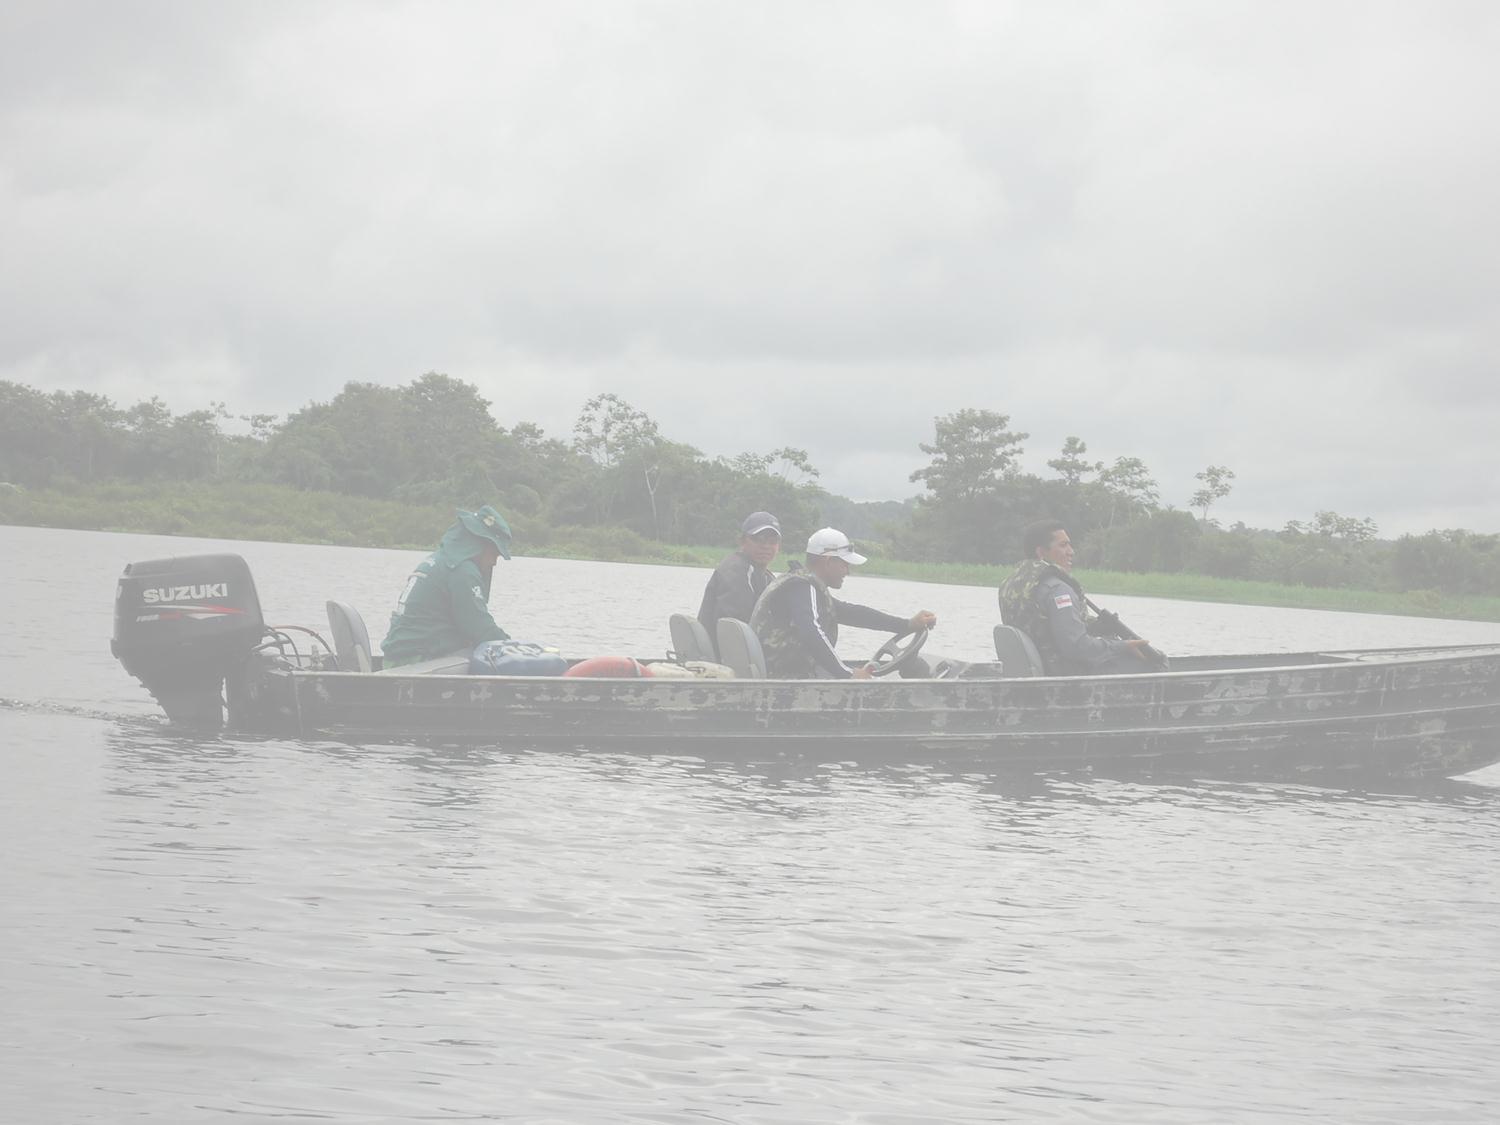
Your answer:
(381, 505), (514, 668)
(998, 519), (1156, 675)
(751, 528), (937, 679)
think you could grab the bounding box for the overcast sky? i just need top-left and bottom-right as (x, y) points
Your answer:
(3, 2), (1497, 535)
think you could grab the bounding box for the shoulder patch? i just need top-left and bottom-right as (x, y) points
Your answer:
(1053, 592), (1073, 610)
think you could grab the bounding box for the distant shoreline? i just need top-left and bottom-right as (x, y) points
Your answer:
(5, 481), (1498, 623)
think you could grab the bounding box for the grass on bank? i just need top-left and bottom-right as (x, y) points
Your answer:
(0, 480), (452, 550)
(862, 558), (1500, 622)
(5, 479), (1498, 623)
(547, 532), (1500, 622)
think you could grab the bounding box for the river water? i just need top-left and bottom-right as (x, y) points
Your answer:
(3, 524), (1499, 1123)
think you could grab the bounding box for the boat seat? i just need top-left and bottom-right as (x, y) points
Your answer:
(669, 613), (715, 663)
(326, 600), (374, 673)
(993, 624), (1045, 677)
(715, 618), (767, 679)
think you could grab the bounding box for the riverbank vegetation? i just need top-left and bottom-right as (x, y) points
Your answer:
(7, 478), (1497, 622)
(5, 375), (1500, 621)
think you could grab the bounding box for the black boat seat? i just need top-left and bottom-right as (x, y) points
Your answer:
(993, 624), (1045, 677)
(669, 613), (715, 663)
(326, 600), (373, 673)
(715, 618), (767, 679)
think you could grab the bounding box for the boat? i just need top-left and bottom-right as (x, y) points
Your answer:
(110, 552), (1500, 782)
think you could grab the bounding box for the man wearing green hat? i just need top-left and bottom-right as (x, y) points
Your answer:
(381, 505), (514, 668)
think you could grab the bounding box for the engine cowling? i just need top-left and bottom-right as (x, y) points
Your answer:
(112, 553), (266, 730)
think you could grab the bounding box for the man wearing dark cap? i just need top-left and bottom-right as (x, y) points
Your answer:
(381, 505), (514, 668)
(697, 511), (783, 650)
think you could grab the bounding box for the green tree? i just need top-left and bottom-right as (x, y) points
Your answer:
(240, 413), (280, 442)
(115, 397), (222, 479)
(572, 393), (661, 468)
(170, 408), (225, 478)
(495, 421), (585, 520)
(1047, 436), (1101, 487)
(1190, 465), (1235, 523)
(730, 451), (773, 477)
(1284, 510), (1379, 543)
(275, 426), (341, 491)
(0, 381), (63, 484)
(399, 373), (500, 483)
(51, 390), (124, 480)
(1099, 457), (1158, 508)
(1097, 456), (1159, 527)
(770, 447), (820, 485)
(570, 394), (669, 530)
(900, 411), (1030, 563)
(1391, 530), (1500, 595)
(1095, 509), (1201, 573)
(265, 382), (408, 496)
(910, 409), (1028, 503)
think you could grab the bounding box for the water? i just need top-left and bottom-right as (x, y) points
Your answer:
(4, 524), (1499, 1123)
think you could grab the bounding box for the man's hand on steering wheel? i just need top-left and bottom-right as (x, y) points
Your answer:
(909, 610), (937, 633)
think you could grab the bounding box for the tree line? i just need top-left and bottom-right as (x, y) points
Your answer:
(894, 407), (1499, 598)
(2, 376), (1496, 598)
(0, 375), (826, 553)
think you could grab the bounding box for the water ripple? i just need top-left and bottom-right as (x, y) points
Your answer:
(5, 527), (1500, 1122)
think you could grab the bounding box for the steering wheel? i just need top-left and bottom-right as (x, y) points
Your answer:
(868, 627), (929, 677)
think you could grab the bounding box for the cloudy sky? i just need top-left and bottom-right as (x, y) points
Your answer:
(3, 2), (1497, 534)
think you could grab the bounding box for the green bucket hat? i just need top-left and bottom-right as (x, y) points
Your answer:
(456, 505), (513, 559)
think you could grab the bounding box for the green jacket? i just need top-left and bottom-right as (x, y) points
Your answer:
(381, 524), (510, 667)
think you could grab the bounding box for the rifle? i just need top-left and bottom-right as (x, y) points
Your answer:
(1084, 597), (1171, 671)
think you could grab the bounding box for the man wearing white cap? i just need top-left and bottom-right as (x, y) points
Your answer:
(696, 510), (784, 650)
(750, 528), (937, 679)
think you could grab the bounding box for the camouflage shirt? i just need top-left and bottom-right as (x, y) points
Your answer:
(751, 572), (909, 679)
(998, 558), (1129, 675)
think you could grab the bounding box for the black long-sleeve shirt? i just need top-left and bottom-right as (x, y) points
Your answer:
(756, 574), (909, 678)
(697, 551), (773, 643)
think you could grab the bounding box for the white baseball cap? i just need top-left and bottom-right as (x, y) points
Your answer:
(805, 527), (867, 565)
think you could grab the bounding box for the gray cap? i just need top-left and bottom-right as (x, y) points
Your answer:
(740, 511), (781, 537)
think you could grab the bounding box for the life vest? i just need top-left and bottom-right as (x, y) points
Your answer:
(750, 571), (837, 679)
(998, 558), (1089, 675)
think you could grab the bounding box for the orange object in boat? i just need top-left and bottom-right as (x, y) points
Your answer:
(562, 656), (654, 678)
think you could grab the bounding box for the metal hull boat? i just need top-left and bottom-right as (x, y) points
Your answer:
(232, 646), (1500, 781)
(110, 552), (1500, 781)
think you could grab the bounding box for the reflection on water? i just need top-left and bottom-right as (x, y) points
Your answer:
(4, 525), (1500, 1122)
(6, 708), (1500, 1123)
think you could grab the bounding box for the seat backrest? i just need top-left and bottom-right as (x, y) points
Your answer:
(715, 618), (767, 679)
(326, 600), (373, 673)
(993, 624), (1045, 677)
(668, 613), (714, 663)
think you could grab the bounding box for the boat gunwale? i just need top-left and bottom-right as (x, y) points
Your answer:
(249, 642), (1500, 778)
(275, 642), (1500, 687)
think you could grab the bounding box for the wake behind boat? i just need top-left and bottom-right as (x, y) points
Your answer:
(110, 552), (1500, 782)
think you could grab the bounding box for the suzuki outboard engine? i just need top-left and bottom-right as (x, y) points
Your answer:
(112, 554), (266, 730)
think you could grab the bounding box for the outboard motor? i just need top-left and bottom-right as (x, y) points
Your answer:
(112, 554), (266, 730)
